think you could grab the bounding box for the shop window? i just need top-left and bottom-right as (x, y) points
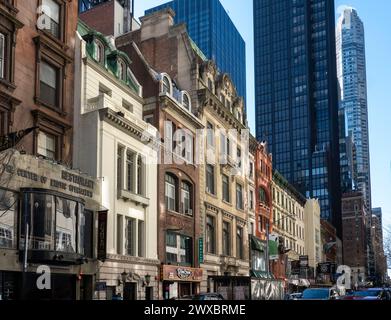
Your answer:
(0, 189), (17, 249)
(55, 197), (77, 253)
(20, 191), (93, 257)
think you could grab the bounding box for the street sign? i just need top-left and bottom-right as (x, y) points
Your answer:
(198, 237), (204, 264)
(299, 255), (309, 267)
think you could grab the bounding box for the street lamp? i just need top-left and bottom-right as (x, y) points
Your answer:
(121, 270), (128, 297)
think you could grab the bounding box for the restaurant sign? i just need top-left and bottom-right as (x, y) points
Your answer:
(161, 265), (203, 282)
(0, 151), (98, 200)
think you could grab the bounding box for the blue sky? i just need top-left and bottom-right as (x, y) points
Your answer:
(135, 1), (391, 230)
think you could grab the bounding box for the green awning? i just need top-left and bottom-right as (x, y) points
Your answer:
(269, 239), (279, 260)
(251, 235), (266, 252)
(251, 270), (275, 279)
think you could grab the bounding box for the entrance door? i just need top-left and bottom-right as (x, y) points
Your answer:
(124, 282), (137, 300)
(178, 282), (191, 297)
(145, 286), (153, 300)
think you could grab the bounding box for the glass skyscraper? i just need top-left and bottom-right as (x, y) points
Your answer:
(254, 0), (342, 234)
(145, 0), (246, 107)
(336, 8), (371, 210)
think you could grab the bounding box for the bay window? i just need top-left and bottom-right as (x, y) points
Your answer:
(20, 191), (93, 258)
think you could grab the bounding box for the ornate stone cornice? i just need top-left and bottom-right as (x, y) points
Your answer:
(105, 254), (160, 266)
(197, 88), (247, 131)
(99, 108), (157, 145)
(205, 202), (219, 215)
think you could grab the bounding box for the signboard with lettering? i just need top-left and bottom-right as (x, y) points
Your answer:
(97, 211), (108, 261)
(0, 151), (100, 203)
(198, 237), (204, 264)
(161, 265), (203, 282)
(299, 255), (309, 267)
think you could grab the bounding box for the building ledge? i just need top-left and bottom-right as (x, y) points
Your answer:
(118, 189), (150, 207)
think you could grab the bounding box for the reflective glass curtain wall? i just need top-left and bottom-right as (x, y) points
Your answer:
(254, 0), (341, 235)
(146, 0), (247, 109)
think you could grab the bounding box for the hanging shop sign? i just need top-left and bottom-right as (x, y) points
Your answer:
(161, 265), (203, 282)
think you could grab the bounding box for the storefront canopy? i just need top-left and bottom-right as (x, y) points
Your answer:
(251, 270), (275, 279)
(250, 235), (265, 252)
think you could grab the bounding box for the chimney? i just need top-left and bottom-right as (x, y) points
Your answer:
(139, 8), (176, 42)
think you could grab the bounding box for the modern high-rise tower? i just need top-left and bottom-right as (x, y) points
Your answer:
(336, 7), (371, 210)
(253, 0), (342, 235)
(145, 0), (247, 108)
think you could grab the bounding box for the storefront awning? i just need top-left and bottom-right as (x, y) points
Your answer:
(250, 235), (265, 252)
(251, 270), (275, 279)
(288, 278), (310, 287)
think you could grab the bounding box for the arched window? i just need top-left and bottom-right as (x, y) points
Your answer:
(165, 173), (178, 212)
(181, 181), (193, 215)
(162, 76), (171, 95)
(94, 40), (104, 63)
(118, 59), (127, 81)
(183, 93), (190, 111)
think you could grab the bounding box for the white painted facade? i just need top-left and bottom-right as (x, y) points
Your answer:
(73, 30), (159, 300)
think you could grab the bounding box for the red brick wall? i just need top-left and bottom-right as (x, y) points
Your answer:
(79, 1), (115, 36)
(8, 0), (78, 164)
(255, 143), (273, 240)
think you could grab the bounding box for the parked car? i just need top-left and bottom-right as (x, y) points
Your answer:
(191, 293), (225, 300)
(285, 293), (303, 300)
(341, 288), (391, 300)
(301, 288), (340, 300)
(173, 293), (225, 300)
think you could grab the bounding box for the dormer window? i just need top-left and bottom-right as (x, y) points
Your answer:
(118, 59), (127, 81)
(162, 76), (171, 95)
(94, 40), (104, 63)
(182, 93), (190, 111)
